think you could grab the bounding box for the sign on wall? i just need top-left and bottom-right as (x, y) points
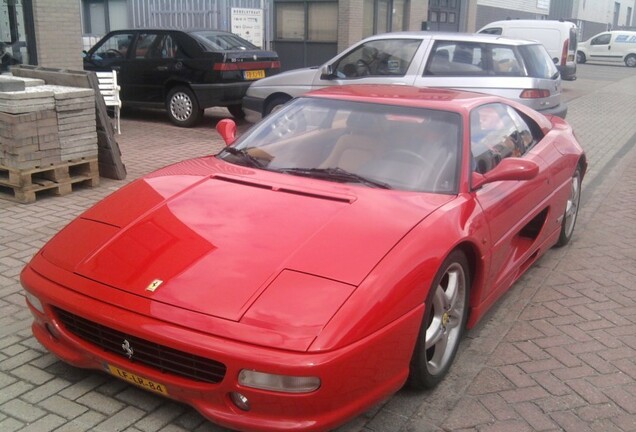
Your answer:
(231, 8), (263, 48)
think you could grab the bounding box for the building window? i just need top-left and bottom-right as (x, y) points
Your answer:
(363, 0), (409, 38)
(82, 0), (128, 35)
(1, 0), (35, 69)
(308, 3), (337, 41)
(276, 1), (337, 42)
(276, 3), (305, 40)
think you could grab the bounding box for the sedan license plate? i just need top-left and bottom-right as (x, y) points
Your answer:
(244, 69), (265, 80)
(106, 364), (169, 395)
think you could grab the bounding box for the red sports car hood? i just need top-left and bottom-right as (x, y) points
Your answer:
(41, 158), (452, 322)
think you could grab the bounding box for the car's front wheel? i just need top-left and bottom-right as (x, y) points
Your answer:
(576, 52), (586, 64)
(409, 250), (470, 389)
(625, 54), (636, 68)
(555, 165), (582, 247)
(166, 86), (203, 127)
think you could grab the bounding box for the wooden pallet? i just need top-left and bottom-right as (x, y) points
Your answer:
(0, 158), (100, 203)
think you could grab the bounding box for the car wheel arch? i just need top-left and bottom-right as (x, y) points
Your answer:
(164, 80), (193, 99)
(576, 51), (586, 64)
(264, 93), (293, 116)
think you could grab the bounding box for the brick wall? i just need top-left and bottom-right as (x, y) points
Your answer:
(32, 0), (83, 70)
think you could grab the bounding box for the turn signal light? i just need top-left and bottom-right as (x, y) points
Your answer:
(238, 370), (320, 393)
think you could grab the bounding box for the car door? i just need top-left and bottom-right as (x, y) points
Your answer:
(588, 33), (615, 62)
(470, 103), (553, 301)
(311, 38), (426, 88)
(120, 32), (165, 103)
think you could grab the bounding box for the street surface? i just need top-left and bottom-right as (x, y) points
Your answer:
(1, 63), (635, 431)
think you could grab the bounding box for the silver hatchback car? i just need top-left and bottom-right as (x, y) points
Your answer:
(243, 32), (566, 123)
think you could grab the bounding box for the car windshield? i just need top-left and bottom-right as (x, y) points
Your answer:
(217, 97), (462, 194)
(193, 32), (257, 51)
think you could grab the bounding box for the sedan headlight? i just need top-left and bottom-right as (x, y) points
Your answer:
(238, 370), (320, 393)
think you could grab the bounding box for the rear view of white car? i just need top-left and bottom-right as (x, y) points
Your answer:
(478, 19), (578, 81)
(243, 32), (566, 123)
(576, 31), (636, 67)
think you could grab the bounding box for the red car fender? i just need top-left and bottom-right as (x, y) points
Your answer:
(310, 193), (491, 353)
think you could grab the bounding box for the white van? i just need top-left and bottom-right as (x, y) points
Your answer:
(576, 31), (636, 67)
(478, 20), (578, 80)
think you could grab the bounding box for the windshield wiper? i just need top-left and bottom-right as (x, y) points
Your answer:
(220, 147), (264, 168)
(277, 167), (391, 189)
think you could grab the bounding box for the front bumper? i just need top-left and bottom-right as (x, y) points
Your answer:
(242, 95), (266, 123)
(21, 261), (422, 432)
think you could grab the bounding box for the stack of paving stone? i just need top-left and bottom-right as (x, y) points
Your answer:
(45, 85), (98, 161)
(0, 80), (98, 169)
(0, 77), (100, 202)
(0, 83), (60, 169)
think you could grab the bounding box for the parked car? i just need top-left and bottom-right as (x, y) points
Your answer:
(243, 32), (567, 123)
(22, 84), (586, 432)
(576, 30), (636, 67)
(478, 19), (578, 80)
(83, 29), (280, 127)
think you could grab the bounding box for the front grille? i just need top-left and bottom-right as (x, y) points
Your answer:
(55, 308), (226, 384)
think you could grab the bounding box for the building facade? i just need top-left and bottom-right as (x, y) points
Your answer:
(3, 0), (635, 74)
(550, 0), (636, 40)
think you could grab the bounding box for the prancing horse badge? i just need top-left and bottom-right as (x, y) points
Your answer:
(146, 279), (163, 292)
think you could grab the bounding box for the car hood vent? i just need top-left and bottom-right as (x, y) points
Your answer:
(213, 174), (355, 203)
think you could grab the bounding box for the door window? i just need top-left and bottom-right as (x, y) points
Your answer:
(134, 33), (159, 58)
(334, 39), (421, 78)
(470, 103), (527, 174)
(591, 33), (611, 45)
(150, 35), (179, 59)
(92, 32), (134, 60)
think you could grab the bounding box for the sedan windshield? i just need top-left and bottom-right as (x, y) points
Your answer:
(218, 97), (462, 194)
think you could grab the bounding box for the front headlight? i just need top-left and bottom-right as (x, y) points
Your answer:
(25, 291), (44, 313)
(238, 369), (320, 393)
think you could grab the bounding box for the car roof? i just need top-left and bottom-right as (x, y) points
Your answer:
(103, 28), (235, 35)
(481, 19), (577, 28)
(362, 31), (539, 46)
(305, 85), (502, 112)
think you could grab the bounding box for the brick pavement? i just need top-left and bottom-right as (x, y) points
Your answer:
(1, 72), (636, 432)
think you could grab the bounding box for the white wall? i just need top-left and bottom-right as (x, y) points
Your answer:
(574, 0), (636, 26)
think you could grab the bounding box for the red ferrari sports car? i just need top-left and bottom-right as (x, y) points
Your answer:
(21, 85), (586, 431)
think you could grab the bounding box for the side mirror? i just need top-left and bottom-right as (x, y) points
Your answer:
(552, 57), (559, 64)
(472, 158), (539, 190)
(320, 64), (335, 80)
(216, 119), (237, 146)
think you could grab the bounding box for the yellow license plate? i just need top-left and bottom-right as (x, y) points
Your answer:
(106, 364), (169, 395)
(245, 69), (265, 80)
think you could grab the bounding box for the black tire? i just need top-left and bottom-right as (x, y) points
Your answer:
(576, 52), (586, 64)
(264, 95), (291, 117)
(408, 250), (470, 389)
(166, 86), (203, 128)
(625, 54), (636, 68)
(227, 104), (246, 119)
(555, 165), (582, 247)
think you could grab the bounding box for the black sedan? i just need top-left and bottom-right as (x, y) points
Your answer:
(83, 29), (280, 127)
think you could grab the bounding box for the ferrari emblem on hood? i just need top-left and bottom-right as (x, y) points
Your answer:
(146, 279), (163, 292)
